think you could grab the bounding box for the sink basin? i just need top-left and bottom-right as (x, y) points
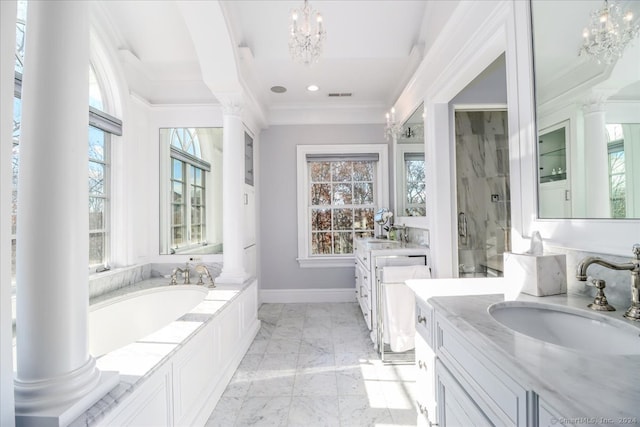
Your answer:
(488, 301), (640, 355)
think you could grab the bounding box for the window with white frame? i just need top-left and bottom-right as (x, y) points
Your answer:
(169, 128), (210, 252)
(404, 152), (426, 216)
(606, 124), (626, 218)
(11, 3), (121, 276)
(296, 144), (389, 267)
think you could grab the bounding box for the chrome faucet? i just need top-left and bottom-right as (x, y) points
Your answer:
(170, 263), (191, 285)
(576, 244), (640, 321)
(195, 264), (215, 288)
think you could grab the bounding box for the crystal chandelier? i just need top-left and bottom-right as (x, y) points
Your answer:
(289, 0), (326, 66)
(384, 108), (404, 141)
(578, 0), (640, 64)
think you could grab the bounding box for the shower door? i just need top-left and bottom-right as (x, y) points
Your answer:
(454, 109), (510, 277)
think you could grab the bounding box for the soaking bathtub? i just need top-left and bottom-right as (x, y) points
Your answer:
(89, 284), (208, 357)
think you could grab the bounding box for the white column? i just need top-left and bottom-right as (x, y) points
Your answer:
(583, 96), (611, 218)
(14, 2), (116, 425)
(217, 95), (249, 284)
(0, 1), (17, 425)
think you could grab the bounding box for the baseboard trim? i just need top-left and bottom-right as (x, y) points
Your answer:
(259, 288), (356, 304)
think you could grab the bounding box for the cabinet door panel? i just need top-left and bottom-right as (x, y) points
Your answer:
(436, 359), (493, 427)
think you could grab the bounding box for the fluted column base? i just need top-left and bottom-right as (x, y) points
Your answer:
(15, 358), (118, 427)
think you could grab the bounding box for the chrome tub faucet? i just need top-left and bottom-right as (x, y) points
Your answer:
(170, 263), (191, 285)
(195, 264), (215, 288)
(576, 244), (640, 321)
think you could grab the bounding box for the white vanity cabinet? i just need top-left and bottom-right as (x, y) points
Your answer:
(354, 247), (372, 330)
(415, 298), (437, 427)
(354, 237), (428, 344)
(434, 311), (529, 426)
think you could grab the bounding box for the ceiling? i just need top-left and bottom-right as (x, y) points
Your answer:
(96, 0), (434, 124)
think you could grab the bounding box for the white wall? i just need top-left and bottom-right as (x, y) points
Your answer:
(0, 1), (16, 424)
(258, 124), (390, 290)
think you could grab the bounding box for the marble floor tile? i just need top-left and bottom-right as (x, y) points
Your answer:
(204, 302), (418, 427)
(204, 396), (242, 427)
(235, 396), (291, 427)
(299, 337), (334, 355)
(292, 371), (338, 396)
(271, 324), (304, 340)
(338, 395), (394, 426)
(287, 396), (340, 427)
(247, 375), (295, 397)
(265, 338), (301, 354)
(247, 338), (269, 355)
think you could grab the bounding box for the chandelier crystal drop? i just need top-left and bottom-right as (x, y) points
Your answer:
(578, 0), (640, 64)
(289, 0), (326, 66)
(384, 108), (404, 141)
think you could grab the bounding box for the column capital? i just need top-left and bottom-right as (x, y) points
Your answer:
(582, 89), (615, 114)
(217, 91), (244, 116)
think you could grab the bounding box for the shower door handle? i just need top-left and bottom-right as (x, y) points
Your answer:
(458, 212), (467, 238)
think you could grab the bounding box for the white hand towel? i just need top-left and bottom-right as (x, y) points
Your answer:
(382, 265), (431, 284)
(383, 282), (416, 352)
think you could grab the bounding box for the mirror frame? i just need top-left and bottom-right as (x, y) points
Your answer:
(392, 103), (428, 229)
(516, 0), (640, 257)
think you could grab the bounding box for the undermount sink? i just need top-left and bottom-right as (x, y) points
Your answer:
(488, 301), (640, 355)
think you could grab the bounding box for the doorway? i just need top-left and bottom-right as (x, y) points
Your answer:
(454, 109), (510, 277)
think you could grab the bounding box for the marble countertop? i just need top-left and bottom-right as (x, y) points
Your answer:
(356, 237), (428, 257)
(407, 278), (640, 421)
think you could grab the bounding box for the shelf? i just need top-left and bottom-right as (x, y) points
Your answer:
(539, 172), (566, 184)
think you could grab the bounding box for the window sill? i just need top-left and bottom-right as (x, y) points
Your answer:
(297, 257), (355, 268)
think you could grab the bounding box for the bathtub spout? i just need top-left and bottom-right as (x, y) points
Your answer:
(170, 267), (190, 285)
(195, 265), (215, 288)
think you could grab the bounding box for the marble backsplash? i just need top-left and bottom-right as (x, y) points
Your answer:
(88, 262), (223, 300)
(546, 245), (637, 309)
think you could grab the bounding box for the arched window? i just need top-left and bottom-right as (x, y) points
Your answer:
(169, 128), (210, 252)
(11, 2), (122, 277)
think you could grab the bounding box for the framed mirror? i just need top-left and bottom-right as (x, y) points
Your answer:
(159, 127), (223, 255)
(531, 0), (640, 219)
(395, 103), (426, 218)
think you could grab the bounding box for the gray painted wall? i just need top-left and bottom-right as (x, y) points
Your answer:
(451, 54), (507, 105)
(258, 124), (389, 290)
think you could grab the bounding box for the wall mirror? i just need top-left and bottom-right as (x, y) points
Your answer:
(531, 0), (640, 219)
(159, 127), (223, 255)
(395, 103), (426, 218)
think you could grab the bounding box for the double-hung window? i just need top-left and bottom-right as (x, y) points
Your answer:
(297, 144), (389, 267)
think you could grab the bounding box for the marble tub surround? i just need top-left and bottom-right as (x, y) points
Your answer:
(70, 278), (258, 426)
(88, 262), (223, 301)
(503, 251), (567, 296)
(427, 292), (640, 421)
(88, 264), (152, 300)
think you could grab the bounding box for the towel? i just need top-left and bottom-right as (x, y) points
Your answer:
(381, 265), (431, 283)
(383, 282), (416, 352)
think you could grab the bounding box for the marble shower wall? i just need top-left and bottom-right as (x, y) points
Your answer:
(455, 110), (510, 276)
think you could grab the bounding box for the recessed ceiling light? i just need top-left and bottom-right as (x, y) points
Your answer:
(271, 86), (287, 93)
(307, 84), (320, 92)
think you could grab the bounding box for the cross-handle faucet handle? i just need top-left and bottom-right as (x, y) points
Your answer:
(633, 243), (640, 260)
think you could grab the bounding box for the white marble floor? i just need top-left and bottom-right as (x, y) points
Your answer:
(205, 303), (417, 427)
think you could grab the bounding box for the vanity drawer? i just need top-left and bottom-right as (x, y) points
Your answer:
(435, 312), (528, 426)
(415, 299), (433, 348)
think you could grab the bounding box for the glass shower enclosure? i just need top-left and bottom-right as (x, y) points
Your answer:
(454, 109), (511, 277)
